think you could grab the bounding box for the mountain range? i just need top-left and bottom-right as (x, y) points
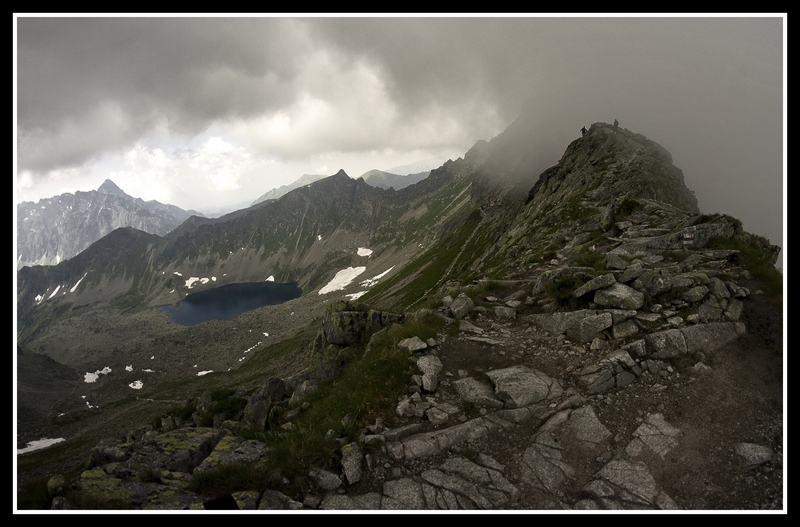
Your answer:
(15, 106), (783, 511)
(250, 173), (331, 207)
(17, 168), (438, 273)
(358, 169), (430, 190)
(16, 179), (202, 270)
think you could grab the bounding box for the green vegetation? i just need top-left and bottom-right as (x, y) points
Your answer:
(707, 234), (783, 301)
(395, 317), (444, 342)
(16, 478), (52, 510)
(190, 463), (271, 497)
(190, 313), (443, 499)
(363, 208), (482, 309)
(564, 195), (598, 223)
(242, 332), (416, 496)
(665, 249), (692, 263)
(575, 249), (606, 270)
(198, 389), (248, 427)
(65, 487), (133, 510)
(544, 275), (585, 309)
(616, 196), (642, 217)
(478, 280), (501, 293)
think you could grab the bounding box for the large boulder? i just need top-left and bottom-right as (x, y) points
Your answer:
(449, 293), (475, 319)
(485, 365), (563, 408)
(594, 283), (645, 310)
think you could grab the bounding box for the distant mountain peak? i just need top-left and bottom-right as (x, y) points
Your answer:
(97, 179), (128, 198)
(358, 169), (431, 190)
(250, 173), (332, 207)
(17, 179), (198, 269)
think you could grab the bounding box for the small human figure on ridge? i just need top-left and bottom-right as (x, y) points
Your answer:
(613, 119), (619, 130)
(580, 126), (587, 136)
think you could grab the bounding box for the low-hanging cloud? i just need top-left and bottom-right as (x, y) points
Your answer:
(15, 15), (784, 263)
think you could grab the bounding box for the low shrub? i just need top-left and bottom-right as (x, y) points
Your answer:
(190, 463), (272, 497)
(575, 250), (606, 270)
(16, 477), (52, 510)
(616, 196), (642, 217)
(545, 275), (584, 309)
(707, 235), (782, 302)
(232, 316), (424, 498)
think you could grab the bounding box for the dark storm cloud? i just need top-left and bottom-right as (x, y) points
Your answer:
(17, 17), (314, 172)
(15, 15), (784, 259)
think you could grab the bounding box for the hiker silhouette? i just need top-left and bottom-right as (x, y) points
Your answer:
(580, 126), (587, 136)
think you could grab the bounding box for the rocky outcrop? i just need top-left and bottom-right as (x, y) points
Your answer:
(310, 300), (403, 380)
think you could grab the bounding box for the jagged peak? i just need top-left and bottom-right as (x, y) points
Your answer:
(97, 179), (129, 198)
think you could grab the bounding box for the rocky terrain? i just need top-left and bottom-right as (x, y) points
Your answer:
(16, 120), (784, 511)
(17, 179), (200, 269)
(24, 233), (783, 511)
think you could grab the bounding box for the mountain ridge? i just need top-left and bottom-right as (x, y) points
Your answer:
(16, 180), (202, 269)
(15, 114), (782, 511)
(359, 169), (430, 190)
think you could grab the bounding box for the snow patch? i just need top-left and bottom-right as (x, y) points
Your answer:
(185, 276), (212, 288)
(128, 380), (143, 390)
(266, 275), (275, 282)
(360, 266), (394, 288)
(357, 247), (373, 257)
(18, 438), (65, 455)
(197, 371), (213, 376)
(125, 365), (133, 372)
(83, 367), (112, 383)
(346, 291), (367, 300)
(319, 267), (367, 295)
(70, 272), (88, 293)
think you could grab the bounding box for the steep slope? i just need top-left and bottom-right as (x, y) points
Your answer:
(463, 122), (704, 280)
(250, 173), (330, 206)
(16, 179), (201, 269)
(15, 114), (782, 511)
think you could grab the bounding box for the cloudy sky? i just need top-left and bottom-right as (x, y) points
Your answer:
(13, 14), (785, 264)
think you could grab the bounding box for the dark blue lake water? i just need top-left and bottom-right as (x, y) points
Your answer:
(161, 281), (302, 326)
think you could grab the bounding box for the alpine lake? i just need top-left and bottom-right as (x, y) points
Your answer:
(161, 281), (302, 326)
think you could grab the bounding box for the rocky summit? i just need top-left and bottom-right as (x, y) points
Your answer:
(15, 116), (783, 511)
(16, 179), (201, 270)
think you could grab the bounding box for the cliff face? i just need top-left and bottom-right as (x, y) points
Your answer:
(17, 181), (199, 269)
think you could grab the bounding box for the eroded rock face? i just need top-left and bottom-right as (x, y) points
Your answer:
(311, 301), (404, 380)
(322, 301), (404, 346)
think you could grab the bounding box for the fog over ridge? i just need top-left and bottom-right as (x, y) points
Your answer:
(14, 15), (785, 268)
